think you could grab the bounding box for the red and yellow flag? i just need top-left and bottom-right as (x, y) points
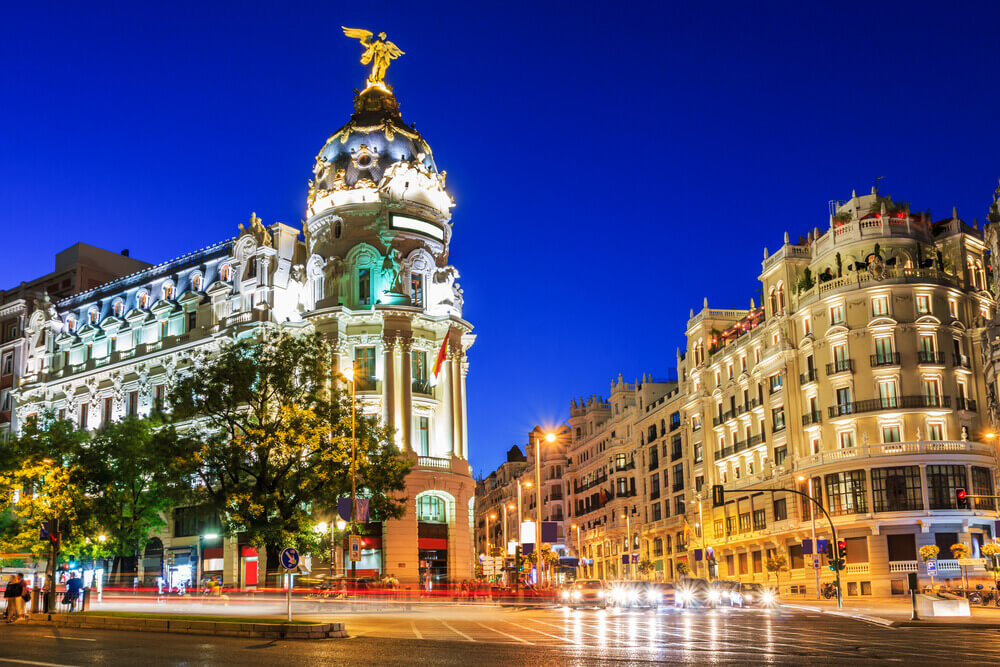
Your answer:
(432, 332), (449, 378)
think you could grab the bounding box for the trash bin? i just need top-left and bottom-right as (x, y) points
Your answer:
(31, 588), (41, 615)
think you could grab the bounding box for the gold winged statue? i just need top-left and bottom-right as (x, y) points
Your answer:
(342, 27), (404, 89)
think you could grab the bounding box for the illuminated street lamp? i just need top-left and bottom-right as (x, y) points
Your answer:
(798, 475), (820, 598)
(533, 431), (556, 587)
(572, 524), (582, 577)
(621, 513), (631, 579)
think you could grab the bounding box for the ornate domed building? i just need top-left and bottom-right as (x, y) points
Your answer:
(13, 35), (475, 588)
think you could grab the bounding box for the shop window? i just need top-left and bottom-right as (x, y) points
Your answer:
(825, 470), (868, 515)
(417, 495), (447, 523)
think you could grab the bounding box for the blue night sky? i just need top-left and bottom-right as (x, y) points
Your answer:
(2, 2), (999, 476)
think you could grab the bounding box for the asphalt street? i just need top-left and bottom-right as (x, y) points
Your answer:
(0, 605), (996, 665)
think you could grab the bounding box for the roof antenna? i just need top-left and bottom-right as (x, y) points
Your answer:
(874, 176), (885, 195)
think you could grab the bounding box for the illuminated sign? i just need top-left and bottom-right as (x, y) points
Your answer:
(390, 214), (444, 241)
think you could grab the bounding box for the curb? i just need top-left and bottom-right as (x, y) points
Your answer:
(26, 613), (348, 640)
(785, 603), (1000, 629)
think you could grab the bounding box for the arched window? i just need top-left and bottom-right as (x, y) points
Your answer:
(417, 495), (446, 523)
(137, 291), (150, 309)
(88, 308), (99, 324)
(334, 220), (342, 238)
(220, 264), (232, 282)
(113, 300), (124, 317)
(66, 315), (77, 332)
(191, 273), (204, 292)
(768, 287), (777, 315)
(162, 282), (175, 300)
(314, 276), (325, 303)
(776, 282), (785, 314)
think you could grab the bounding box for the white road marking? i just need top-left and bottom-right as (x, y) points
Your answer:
(441, 620), (476, 642)
(506, 620), (581, 645)
(410, 621), (423, 640)
(0, 660), (80, 667)
(42, 636), (96, 642)
(476, 622), (534, 645)
(528, 617), (605, 640)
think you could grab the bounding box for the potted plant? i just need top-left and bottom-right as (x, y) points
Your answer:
(981, 544), (1000, 590)
(676, 561), (691, 578)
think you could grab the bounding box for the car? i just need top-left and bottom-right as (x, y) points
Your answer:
(636, 582), (675, 609)
(675, 578), (712, 609)
(709, 580), (742, 607)
(608, 580), (648, 608)
(736, 582), (777, 607)
(560, 579), (607, 608)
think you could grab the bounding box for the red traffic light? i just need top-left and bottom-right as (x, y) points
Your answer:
(837, 540), (847, 550)
(957, 489), (968, 500)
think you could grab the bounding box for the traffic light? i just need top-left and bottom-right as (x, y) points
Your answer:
(824, 541), (834, 559)
(837, 540), (847, 558)
(712, 485), (725, 508)
(956, 488), (970, 509)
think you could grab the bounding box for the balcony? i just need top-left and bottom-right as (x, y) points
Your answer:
(953, 354), (972, 369)
(917, 350), (944, 365)
(793, 439), (994, 471)
(870, 352), (901, 367)
(800, 368), (818, 384)
(412, 379), (434, 396)
(826, 359), (854, 375)
(769, 382), (783, 395)
(828, 395), (950, 417)
(802, 411), (823, 426)
(957, 397), (978, 411)
(417, 456), (450, 470)
(843, 562), (870, 575)
(889, 560), (918, 573)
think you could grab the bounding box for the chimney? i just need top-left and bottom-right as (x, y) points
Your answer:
(121, 249), (130, 257)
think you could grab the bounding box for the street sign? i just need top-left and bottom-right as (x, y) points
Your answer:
(279, 547), (300, 570)
(813, 555), (821, 569)
(802, 538), (813, 555)
(926, 559), (937, 576)
(349, 535), (361, 562)
(816, 538), (828, 554)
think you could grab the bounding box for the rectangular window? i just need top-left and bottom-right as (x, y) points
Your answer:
(830, 303), (845, 325)
(881, 425), (901, 443)
(0, 352), (12, 376)
(109, 336), (117, 354)
(738, 512), (751, 533)
(651, 503), (662, 522)
(714, 520), (724, 539)
(650, 473), (660, 500)
(354, 346), (376, 382)
(803, 315), (812, 336)
(752, 550), (763, 573)
(128, 391), (138, 416)
(358, 268), (372, 306)
(825, 470), (868, 515)
(79, 405), (88, 429)
(927, 422), (944, 441)
(872, 295), (889, 316)
(774, 446), (787, 466)
(922, 379), (941, 406)
(878, 379), (898, 408)
(771, 407), (785, 431)
(927, 465), (967, 509)
(103, 397), (113, 425)
(672, 463), (684, 490)
(418, 417), (430, 456)
(916, 295), (930, 314)
(154, 384), (165, 412)
(773, 498), (787, 521)
(948, 298), (958, 318)
(871, 466), (923, 512)
(410, 273), (424, 307)
(972, 467), (995, 510)
(839, 430), (855, 449)
(874, 336), (894, 363)
(693, 442), (703, 463)
(187, 311), (197, 332)
(411, 350), (429, 394)
(160, 322), (169, 339)
(674, 495), (685, 516)
(752, 508), (766, 531)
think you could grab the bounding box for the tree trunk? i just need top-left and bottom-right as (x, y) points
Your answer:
(262, 544), (281, 589)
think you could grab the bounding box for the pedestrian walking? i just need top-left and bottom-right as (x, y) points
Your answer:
(4, 574), (24, 622)
(63, 573), (84, 612)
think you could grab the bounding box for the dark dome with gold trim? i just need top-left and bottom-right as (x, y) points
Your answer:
(312, 86), (436, 190)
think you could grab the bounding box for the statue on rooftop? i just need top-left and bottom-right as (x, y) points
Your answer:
(342, 27), (404, 89)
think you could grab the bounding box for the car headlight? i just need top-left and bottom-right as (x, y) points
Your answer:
(627, 590), (638, 601)
(562, 591), (570, 600)
(708, 590), (721, 602)
(571, 591), (581, 600)
(647, 591), (662, 601)
(743, 593), (752, 601)
(677, 590), (691, 602)
(596, 590), (604, 598)
(762, 591), (774, 604)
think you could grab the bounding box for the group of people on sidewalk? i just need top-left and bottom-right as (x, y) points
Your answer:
(3, 574), (31, 622)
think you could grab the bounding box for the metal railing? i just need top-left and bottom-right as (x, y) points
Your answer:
(802, 411), (823, 426)
(412, 379), (433, 396)
(870, 352), (901, 367)
(828, 395), (950, 417)
(826, 359), (854, 375)
(800, 368), (818, 384)
(917, 350), (944, 364)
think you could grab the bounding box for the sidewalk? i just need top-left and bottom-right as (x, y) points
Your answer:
(784, 596), (1000, 628)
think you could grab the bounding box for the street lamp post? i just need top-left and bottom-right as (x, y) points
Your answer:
(799, 476), (820, 599)
(515, 479), (530, 593)
(690, 495), (708, 580)
(342, 365), (358, 579)
(533, 432), (556, 587)
(572, 524), (582, 578)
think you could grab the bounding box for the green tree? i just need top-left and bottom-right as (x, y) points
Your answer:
(0, 414), (94, 607)
(78, 416), (190, 584)
(637, 559), (655, 579)
(765, 553), (789, 588)
(167, 329), (410, 584)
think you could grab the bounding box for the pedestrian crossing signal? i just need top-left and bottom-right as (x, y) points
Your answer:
(956, 488), (969, 509)
(711, 485), (725, 508)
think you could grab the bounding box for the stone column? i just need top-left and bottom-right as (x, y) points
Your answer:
(438, 344), (454, 458)
(919, 464), (930, 512)
(400, 338), (413, 453)
(382, 336), (395, 430)
(450, 350), (462, 458)
(460, 356), (470, 460)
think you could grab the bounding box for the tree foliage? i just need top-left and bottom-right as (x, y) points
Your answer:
(765, 553), (788, 585)
(167, 328), (411, 578)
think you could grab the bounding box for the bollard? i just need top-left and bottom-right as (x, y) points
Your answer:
(82, 587), (92, 612)
(31, 588), (41, 615)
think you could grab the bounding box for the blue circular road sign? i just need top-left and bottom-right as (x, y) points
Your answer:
(280, 547), (300, 570)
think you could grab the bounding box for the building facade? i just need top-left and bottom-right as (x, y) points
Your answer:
(0, 244), (150, 440)
(523, 187), (1000, 599)
(14, 74), (475, 588)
